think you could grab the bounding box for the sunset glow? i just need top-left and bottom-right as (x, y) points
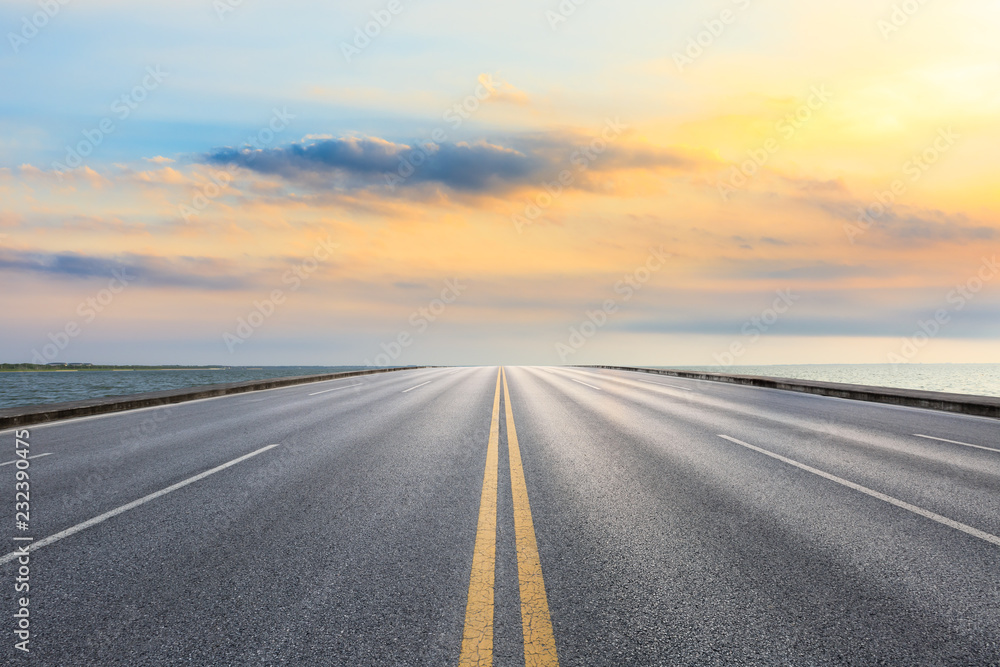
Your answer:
(2, 0), (998, 365)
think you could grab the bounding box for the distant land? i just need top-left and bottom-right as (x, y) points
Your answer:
(0, 363), (230, 372)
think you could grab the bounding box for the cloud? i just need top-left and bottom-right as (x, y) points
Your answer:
(617, 302), (1000, 339)
(203, 136), (537, 192)
(14, 164), (111, 189)
(880, 210), (999, 242)
(757, 263), (877, 281)
(202, 133), (705, 195)
(0, 250), (250, 291)
(811, 198), (999, 245)
(480, 75), (530, 106)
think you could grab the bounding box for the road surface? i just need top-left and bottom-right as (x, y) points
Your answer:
(2, 366), (999, 665)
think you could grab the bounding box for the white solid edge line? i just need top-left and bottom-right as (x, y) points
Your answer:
(308, 383), (364, 396)
(0, 444), (280, 566)
(634, 379), (693, 391)
(569, 378), (601, 390)
(0, 452), (53, 467)
(717, 435), (1000, 548)
(913, 434), (1000, 454)
(401, 381), (432, 393)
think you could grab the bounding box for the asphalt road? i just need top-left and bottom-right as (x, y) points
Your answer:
(1, 366), (999, 665)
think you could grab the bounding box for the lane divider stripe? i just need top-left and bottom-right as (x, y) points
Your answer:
(568, 378), (601, 390)
(402, 381), (432, 393)
(0, 444), (280, 566)
(634, 379), (692, 391)
(0, 452), (53, 467)
(717, 434), (1000, 548)
(308, 383), (363, 396)
(913, 433), (999, 454)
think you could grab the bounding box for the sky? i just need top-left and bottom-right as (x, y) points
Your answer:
(1, 0), (999, 367)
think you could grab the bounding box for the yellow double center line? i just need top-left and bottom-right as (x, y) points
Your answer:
(459, 367), (559, 667)
(459, 369), (502, 663)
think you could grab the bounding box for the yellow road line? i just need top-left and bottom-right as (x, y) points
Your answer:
(502, 367), (560, 667)
(459, 367), (502, 666)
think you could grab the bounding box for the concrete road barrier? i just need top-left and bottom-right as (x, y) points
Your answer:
(582, 365), (1000, 420)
